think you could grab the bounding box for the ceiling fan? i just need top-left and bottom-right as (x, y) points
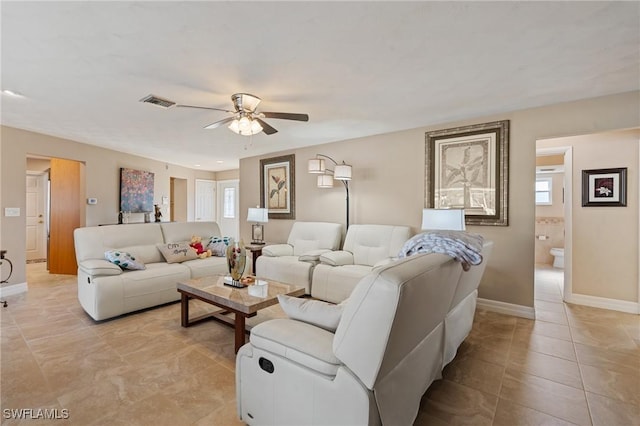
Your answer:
(140, 93), (309, 136)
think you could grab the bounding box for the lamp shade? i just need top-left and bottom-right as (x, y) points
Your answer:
(228, 117), (263, 135)
(247, 207), (269, 223)
(308, 158), (325, 174)
(334, 164), (352, 180)
(421, 208), (466, 231)
(317, 174), (334, 188)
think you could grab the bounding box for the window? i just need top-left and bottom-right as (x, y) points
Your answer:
(535, 177), (552, 205)
(223, 187), (236, 218)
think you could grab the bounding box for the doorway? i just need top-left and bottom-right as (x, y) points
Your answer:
(535, 145), (573, 302)
(170, 177), (188, 222)
(25, 171), (48, 262)
(195, 179), (216, 222)
(217, 180), (239, 241)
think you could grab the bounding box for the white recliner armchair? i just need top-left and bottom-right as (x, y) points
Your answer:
(236, 251), (475, 426)
(255, 221), (343, 294)
(310, 224), (412, 303)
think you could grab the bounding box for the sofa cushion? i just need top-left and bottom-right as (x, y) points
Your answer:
(157, 242), (199, 263)
(277, 295), (344, 332)
(104, 250), (146, 270)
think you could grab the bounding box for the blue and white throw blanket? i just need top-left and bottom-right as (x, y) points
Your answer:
(398, 230), (484, 271)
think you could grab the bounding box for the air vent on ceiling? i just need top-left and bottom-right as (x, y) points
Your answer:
(139, 94), (176, 108)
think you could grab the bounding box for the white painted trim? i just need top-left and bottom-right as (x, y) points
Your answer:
(0, 282), (28, 297)
(565, 293), (639, 315)
(563, 146), (573, 300)
(477, 297), (535, 319)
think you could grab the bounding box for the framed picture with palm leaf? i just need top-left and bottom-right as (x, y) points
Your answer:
(425, 120), (509, 226)
(260, 154), (295, 220)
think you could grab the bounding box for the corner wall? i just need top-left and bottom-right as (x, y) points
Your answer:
(240, 91), (640, 310)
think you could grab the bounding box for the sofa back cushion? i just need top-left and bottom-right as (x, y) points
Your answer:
(286, 222), (342, 256)
(160, 221), (222, 244)
(74, 224), (165, 263)
(342, 224), (412, 266)
(333, 253), (461, 387)
(333, 252), (462, 425)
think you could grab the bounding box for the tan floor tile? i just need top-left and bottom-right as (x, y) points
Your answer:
(442, 354), (504, 396)
(586, 391), (640, 426)
(194, 401), (245, 426)
(500, 368), (591, 425)
(535, 310), (569, 326)
(574, 342), (640, 374)
(456, 334), (512, 367)
(512, 328), (577, 362)
(580, 363), (640, 406)
(535, 291), (563, 303)
(493, 398), (578, 426)
(507, 347), (583, 389)
(534, 300), (565, 313)
(89, 394), (193, 426)
(419, 379), (498, 426)
(570, 321), (639, 354)
(516, 317), (572, 342)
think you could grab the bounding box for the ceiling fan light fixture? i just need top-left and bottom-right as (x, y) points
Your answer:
(228, 116), (263, 136)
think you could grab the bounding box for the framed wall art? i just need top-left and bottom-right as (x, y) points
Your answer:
(425, 120), (510, 226)
(260, 154), (295, 219)
(581, 167), (627, 207)
(120, 167), (154, 213)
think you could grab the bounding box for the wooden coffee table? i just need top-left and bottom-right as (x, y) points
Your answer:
(177, 275), (305, 353)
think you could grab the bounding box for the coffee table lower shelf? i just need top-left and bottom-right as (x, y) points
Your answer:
(179, 291), (256, 353)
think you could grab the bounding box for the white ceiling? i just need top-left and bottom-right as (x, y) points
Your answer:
(2, 1), (638, 171)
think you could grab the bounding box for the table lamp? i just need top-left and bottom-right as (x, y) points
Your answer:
(247, 207), (269, 244)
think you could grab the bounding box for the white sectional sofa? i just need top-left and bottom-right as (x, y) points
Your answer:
(255, 221), (343, 294)
(236, 242), (492, 425)
(311, 224), (412, 303)
(74, 221), (228, 321)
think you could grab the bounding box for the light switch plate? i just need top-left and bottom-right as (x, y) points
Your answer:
(4, 207), (20, 217)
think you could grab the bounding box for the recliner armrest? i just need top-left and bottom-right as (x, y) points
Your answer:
(78, 259), (122, 277)
(320, 251), (354, 266)
(262, 244), (294, 257)
(249, 319), (341, 377)
(299, 248), (333, 263)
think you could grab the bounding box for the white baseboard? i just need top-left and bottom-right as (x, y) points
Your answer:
(0, 282), (28, 297)
(477, 297), (535, 319)
(565, 293), (639, 315)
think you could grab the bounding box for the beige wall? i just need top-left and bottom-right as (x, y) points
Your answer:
(240, 91), (640, 309)
(538, 128), (639, 302)
(1, 126), (217, 284)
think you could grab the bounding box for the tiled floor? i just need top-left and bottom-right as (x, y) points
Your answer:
(1, 263), (638, 425)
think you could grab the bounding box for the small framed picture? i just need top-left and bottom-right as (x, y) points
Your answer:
(581, 167), (627, 207)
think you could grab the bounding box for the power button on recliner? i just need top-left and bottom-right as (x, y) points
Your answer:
(258, 357), (274, 374)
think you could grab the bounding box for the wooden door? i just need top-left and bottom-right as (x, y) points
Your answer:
(49, 158), (81, 274)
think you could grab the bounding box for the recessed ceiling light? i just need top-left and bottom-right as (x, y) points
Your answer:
(2, 89), (25, 98)
(216, 160), (224, 164)
(194, 164), (201, 167)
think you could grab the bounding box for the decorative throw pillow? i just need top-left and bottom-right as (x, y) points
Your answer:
(104, 250), (146, 270)
(207, 236), (232, 257)
(157, 242), (199, 263)
(277, 294), (344, 332)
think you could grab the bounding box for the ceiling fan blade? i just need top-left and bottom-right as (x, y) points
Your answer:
(203, 116), (236, 129)
(176, 104), (234, 113)
(261, 112), (309, 122)
(256, 118), (278, 135)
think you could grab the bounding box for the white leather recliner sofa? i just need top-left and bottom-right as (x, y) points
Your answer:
(310, 224), (412, 303)
(255, 221), (342, 294)
(74, 221), (228, 321)
(236, 242), (492, 426)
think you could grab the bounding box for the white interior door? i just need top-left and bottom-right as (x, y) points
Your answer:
(26, 172), (47, 260)
(217, 180), (239, 241)
(195, 179), (216, 222)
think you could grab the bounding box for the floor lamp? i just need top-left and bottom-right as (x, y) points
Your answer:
(308, 154), (352, 229)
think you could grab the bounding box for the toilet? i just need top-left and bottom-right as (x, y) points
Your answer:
(550, 248), (564, 269)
